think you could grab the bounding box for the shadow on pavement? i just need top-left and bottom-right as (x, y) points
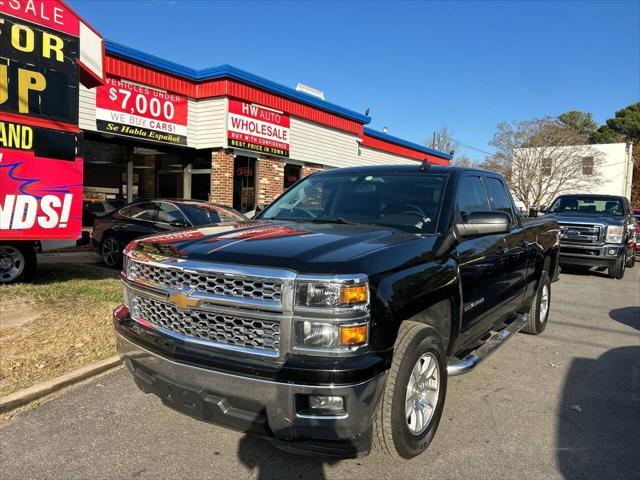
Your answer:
(236, 434), (343, 480)
(609, 306), (640, 331)
(559, 265), (610, 278)
(557, 346), (640, 480)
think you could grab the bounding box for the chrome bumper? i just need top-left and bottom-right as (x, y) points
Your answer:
(116, 330), (386, 450)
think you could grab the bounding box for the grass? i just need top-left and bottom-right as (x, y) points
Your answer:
(0, 264), (122, 397)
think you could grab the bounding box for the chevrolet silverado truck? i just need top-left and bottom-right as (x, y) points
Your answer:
(545, 194), (635, 279)
(114, 165), (560, 459)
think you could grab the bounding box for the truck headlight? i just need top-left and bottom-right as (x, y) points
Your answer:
(293, 275), (369, 353)
(294, 320), (368, 350)
(606, 226), (624, 244)
(295, 278), (368, 308)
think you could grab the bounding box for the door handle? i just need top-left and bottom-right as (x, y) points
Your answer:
(496, 246), (508, 256)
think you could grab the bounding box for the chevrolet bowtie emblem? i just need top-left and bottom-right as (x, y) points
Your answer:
(167, 292), (199, 310)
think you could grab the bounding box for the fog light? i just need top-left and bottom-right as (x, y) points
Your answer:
(309, 395), (344, 411)
(608, 249), (617, 256)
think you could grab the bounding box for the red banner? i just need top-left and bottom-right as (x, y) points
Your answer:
(227, 99), (290, 157)
(0, 149), (82, 240)
(95, 77), (188, 145)
(0, 0), (80, 37)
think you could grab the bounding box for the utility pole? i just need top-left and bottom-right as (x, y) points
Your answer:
(431, 132), (436, 149)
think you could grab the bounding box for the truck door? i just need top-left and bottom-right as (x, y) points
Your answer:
(484, 176), (528, 315)
(455, 175), (509, 347)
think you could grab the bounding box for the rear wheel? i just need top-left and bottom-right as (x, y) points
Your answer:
(522, 271), (550, 335)
(101, 235), (122, 269)
(372, 322), (447, 459)
(609, 254), (626, 279)
(0, 244), (36, 285)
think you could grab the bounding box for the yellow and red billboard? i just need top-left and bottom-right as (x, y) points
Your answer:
(0, 0), (102, 240)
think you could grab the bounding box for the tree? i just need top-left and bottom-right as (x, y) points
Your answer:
(558, 111), (598, 139)
(451, 155), (478, 168)
(488, 117), (605, 210)
(427, 126), (456, 155)
(593, 103), (640, 207)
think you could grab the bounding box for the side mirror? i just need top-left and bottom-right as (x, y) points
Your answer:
(455, 211), (512, 238)
(528, 207), (538, 217)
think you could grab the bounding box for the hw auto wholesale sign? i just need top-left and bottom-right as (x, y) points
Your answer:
(0, 0), (85, 240)
(227, 99), (290, 157)
(96, 77), (188, 146)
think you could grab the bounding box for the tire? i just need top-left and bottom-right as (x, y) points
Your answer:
(372, 321), (447, 459)
(0, 244), (36, 285)
(608, 254), (625, 279)
(625, 251), (635, 269)
(522, 271), (551, 335)
(101, 235), (123, 269)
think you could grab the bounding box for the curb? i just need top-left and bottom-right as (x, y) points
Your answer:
(0, 356), (122, 414)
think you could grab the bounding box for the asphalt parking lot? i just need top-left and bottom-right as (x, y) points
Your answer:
(1, 266), (639, 480)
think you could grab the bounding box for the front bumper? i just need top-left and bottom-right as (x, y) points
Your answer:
(559, 243), (622, 267)
(115, 313), (386, 458)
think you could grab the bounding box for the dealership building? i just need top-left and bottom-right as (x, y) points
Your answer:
(79, 41), (452, 214)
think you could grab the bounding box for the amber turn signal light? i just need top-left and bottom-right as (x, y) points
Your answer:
(340, 285), (368, 304)
(339, 324), (368, 346)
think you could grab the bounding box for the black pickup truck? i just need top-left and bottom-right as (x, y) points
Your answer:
(544, 194), (635, 279)
(114, 165), (560, 459)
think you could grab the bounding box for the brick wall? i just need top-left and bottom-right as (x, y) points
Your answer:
(210, 149), (234, 206)
(303, 162), (323, 178)
(257, 156), (285, 206)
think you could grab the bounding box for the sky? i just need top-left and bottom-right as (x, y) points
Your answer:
(68, 0), (640, 161)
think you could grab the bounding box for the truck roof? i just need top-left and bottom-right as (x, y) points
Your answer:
(316, 164), (495, 177)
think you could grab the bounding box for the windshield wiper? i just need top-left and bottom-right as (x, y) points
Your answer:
(307, 217), (358, 225)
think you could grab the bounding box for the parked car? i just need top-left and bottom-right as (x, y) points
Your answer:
(114, 165), (560, 459)
(544, 194), (635, 278)
(92, 199), (246, 268)
(82, 199), (126, 227)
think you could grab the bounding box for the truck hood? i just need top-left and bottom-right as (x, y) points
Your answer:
(545, 213), (625, 226)
(129, 220), (422, 274)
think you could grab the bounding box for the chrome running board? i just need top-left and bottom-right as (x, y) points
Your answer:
(447, 314), (528, 376)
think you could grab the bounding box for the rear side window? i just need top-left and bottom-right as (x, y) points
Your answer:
(120, 202), (158, 222)
(157, 203), (190, 224)
(485, 177), (514, 219)
(455, 176), (490, 221)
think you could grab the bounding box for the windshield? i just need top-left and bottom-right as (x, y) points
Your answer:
(260, 173), (447, 233)
(548, 196), (624, 216)
(181, 203), (245, 225)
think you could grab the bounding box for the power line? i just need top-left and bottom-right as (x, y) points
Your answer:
(444, 136), (495, 157)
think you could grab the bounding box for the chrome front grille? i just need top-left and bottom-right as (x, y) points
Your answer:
(127, 260), (282, 304)
(131, 294), (280, 354)
(559, 223), (603, 244)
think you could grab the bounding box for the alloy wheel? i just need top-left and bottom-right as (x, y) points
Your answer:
(405, 352), (440, 436)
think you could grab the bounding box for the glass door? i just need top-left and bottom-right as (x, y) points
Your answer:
(233, 156), (256, 213)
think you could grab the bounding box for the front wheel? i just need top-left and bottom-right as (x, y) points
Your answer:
(0, 244), (36, 285)
(372, 322), (447, 459)
(625, 250), (635, 269)
(609, 254), (626, 279)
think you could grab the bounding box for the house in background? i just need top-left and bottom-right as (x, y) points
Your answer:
(578, 143), (635, 199)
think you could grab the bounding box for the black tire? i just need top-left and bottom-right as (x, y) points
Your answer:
(372, 321), (447, 459)
(608, 254), (626, 279)
(101, 234), (123, 269)
(522, 271), (551, 335)
(625, 251), (635, 269)
(0, 244), (37, 285)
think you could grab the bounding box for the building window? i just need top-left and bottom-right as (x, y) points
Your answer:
(582, 156), (594, 175)
(541, 158), (552, 176)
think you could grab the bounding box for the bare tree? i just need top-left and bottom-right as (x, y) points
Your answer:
(428, 126), (456, 155)
(488, 118), (605, 210)
(451, 155), (478, 167)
